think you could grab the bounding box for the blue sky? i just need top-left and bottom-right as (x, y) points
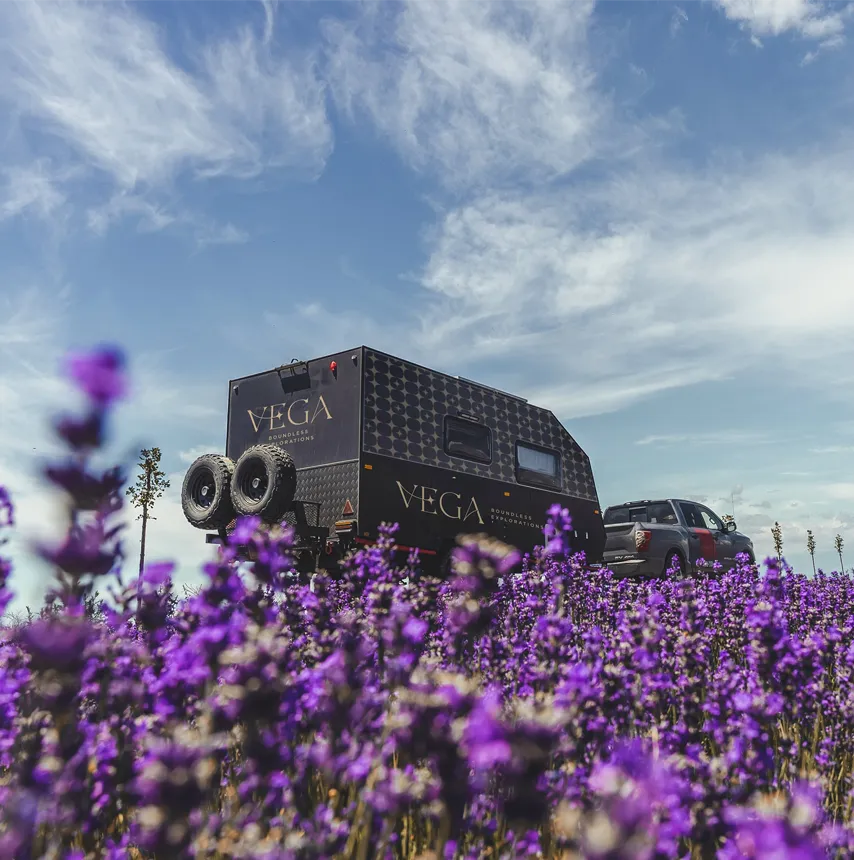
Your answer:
(2, 0), (854, 610)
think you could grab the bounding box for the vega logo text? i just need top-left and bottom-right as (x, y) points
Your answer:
(248, 396), (333, 432)
(396, 482), (484, 524)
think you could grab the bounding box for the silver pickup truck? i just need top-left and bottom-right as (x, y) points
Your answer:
(601, 498), (755, 578)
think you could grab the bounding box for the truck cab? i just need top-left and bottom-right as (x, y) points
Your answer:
(602, 498), (755, 578)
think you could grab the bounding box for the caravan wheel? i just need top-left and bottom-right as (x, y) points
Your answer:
(231, 444), (297, 523)
(181, 455), (236, 530)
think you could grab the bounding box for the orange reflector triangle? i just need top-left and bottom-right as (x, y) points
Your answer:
(342, 499), (354, 516)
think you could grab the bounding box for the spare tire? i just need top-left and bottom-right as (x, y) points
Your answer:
(181, 454), (236, 530)
(231, 444), (297, 523)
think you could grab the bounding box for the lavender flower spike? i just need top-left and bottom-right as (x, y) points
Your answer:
(65, 344), (128, 407)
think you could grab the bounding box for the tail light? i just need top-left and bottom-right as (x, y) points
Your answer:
(635, 529), (651, 552)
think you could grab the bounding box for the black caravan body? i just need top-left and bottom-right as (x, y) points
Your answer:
(180, 347), (605, 573)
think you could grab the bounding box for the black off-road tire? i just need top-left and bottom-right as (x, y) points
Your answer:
(231, 444), (297, 523)
(181, 455), (236, 530)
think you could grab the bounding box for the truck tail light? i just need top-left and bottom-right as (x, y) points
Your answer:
(635, 529), (651, 552)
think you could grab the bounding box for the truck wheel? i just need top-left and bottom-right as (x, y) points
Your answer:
(181, 454), (236, 530)
(231, 444), (297, 523)
(663, 550), (684, 577)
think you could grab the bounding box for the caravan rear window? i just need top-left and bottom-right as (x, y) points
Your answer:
(443, 416), (492, 464)
(515, 442), (561, 490)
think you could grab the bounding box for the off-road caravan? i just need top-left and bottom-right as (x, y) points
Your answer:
(180, 347), (606, 574)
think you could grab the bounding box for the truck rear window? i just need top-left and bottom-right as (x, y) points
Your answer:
(444, 416), (492, 464)
(604, 502), (676, 525)
(604, 506), (647, 525)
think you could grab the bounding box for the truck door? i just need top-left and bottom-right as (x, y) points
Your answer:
(697, 504), (734, 568)
(677, 502), (717, 566)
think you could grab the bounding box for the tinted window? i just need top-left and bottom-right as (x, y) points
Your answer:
(517, 443), (558, 477)
(647, 502), (677, 524)
(679, 502), (704, 529)
(603, 506), (649, 525)
(698, 506), (724, 530)
(515, 441), (561, 489)
(444, 416), (491, 464)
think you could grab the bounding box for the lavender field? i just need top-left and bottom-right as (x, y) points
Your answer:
(2, 347), (854, 860)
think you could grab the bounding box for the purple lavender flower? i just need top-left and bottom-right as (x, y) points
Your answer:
(16, 614), (92, 675)
(543, 503), (573, 558)
(43, 463), (125, 512)
(721, 781), (831, 859)
(131, 735), (218, 854)
(54, 412), (105, 451)
(0, 486), (13, 529)
(9, 341), (854, 860)
(37, 521), (122, 579)
(0, 486), (15, 620)
(65, 344), (128, 407)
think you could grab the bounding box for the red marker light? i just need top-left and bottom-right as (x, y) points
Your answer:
(330, 361), (337, 372)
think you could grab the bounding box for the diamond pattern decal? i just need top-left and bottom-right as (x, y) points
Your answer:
(361, 350), (599, 503)
(293, 461), (360, 536)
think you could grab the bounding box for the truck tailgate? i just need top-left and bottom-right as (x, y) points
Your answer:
(604, 523), (641, 554)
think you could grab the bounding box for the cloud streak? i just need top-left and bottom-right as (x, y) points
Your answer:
(310, 2), (854, 417)
(323, 1), (603, 191)
(635, 431), (770, 447)
(0, 162), (66, 223)
(0, 0), (333, 237)
(714, 0), (848, 41)
(404, 139), (854, 417)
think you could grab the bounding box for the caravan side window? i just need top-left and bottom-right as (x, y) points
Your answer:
(443, 416), (492, 464)
(515, 441), (561, 490)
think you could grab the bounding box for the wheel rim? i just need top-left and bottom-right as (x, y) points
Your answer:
(189, 468), (215, 510)
(239, 459), (268, 502)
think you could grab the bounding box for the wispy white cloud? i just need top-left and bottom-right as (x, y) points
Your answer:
(316, 2), (854, 419)
(0, 161), (66, 222)
(194, 221), (249, 249)
(821, 482), (854, 501)
(0, 282), (71, 352)
(85, 194), (177, 237)
(179, 445), (224, 466)
(713, 0), (851, 58)
(85, 192), (249, 247)
(405, 139), (854, 416)
(714, 0), (846, 37)
(670, 6), (688, 37)
(323, 0), (604, 191)
(635, 431), (769, 447)
(0, 0), (333, 239)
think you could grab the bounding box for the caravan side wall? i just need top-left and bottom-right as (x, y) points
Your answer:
(357, 348), (605, 563)
(225, 349), (363, 536)
(359, 455), (604, 562)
